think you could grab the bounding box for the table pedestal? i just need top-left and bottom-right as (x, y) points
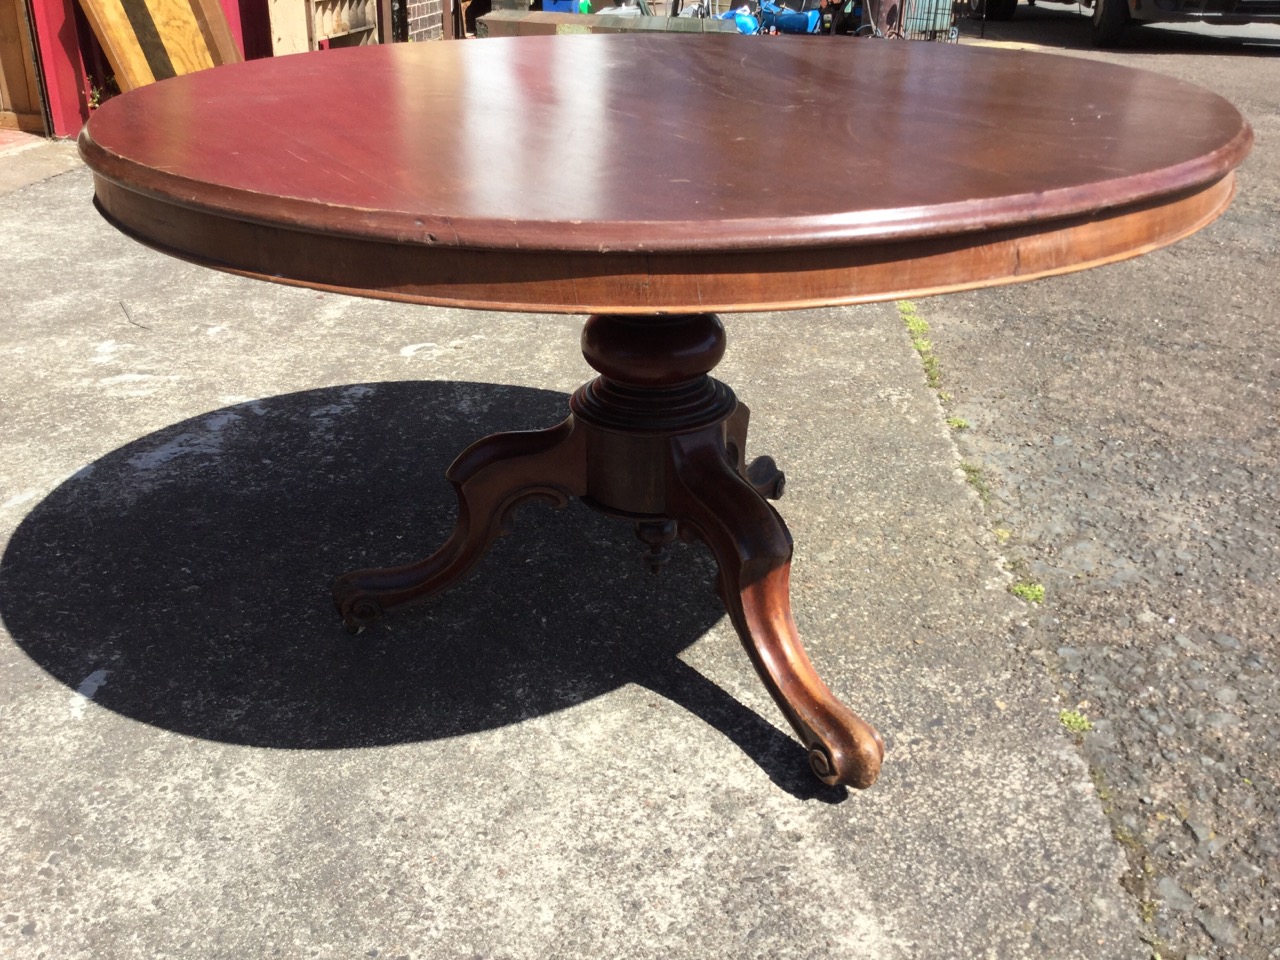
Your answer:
(333, 313), (884, 789)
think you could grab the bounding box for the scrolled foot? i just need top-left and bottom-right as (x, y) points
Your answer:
(334, 585), (385, 632)
(805, 709), (886, 789)
(809, 746), (834, 780)
(667, 431), (884, 790)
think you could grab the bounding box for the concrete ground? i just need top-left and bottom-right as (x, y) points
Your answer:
(0, 37), (1242, 956)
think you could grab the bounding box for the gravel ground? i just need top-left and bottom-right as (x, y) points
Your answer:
(932, 14), (1280, 959)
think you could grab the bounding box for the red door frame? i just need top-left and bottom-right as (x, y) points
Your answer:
(26, 0), (252, 137)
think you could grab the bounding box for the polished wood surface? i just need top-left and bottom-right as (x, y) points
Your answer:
(80, 37), (1251, 789)
(333, 312), (887, 788)
(80, 35), (1251, 313)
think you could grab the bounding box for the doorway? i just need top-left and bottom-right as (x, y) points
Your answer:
(1, 0), (46, 132)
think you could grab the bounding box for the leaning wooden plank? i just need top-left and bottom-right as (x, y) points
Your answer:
(76, 0), (240, 92)
(77, 0), (162, 89)
(189, 0), (242, 64)
(149, 0), (217, 74)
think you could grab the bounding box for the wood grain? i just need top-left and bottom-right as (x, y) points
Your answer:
(79, 36), (1254, 789)
(331, 309), (886, 788)
(81, 35), (1252, 311)
(0, 0), (44, 132)
(89, 173), (1235, 314)
(76, 0), (240, 92)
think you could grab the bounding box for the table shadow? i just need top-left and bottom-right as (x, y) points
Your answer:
(0, 380), (844, 802)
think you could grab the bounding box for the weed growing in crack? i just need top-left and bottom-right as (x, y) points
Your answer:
(1010, 581), (1045, 603)
(959, 462), (991, 503)
(898, 300), (945, 391)
(1059, 709), (1094, 734)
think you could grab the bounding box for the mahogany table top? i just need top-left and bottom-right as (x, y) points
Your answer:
(80, 35), (1252, 313)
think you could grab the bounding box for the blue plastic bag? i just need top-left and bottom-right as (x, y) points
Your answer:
(717, 6), (761, 32)
(758, 0), (822, 32)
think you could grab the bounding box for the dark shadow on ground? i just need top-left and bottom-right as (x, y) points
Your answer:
(0, 381), (843, 801)
(959, 3), (1280, 55)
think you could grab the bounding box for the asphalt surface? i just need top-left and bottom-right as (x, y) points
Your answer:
(948, 10), (1280, 960)
(1, 16), (1276, 959)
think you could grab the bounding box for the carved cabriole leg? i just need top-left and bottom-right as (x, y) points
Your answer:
(333, 309), (884, 788)
(333, 419), (587, 629)
(665, 430), (885, 790)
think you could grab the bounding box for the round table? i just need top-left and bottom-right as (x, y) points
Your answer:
(79, 35), (1251, 790)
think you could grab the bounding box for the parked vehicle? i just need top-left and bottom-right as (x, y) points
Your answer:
(969, 0), (1280, 47)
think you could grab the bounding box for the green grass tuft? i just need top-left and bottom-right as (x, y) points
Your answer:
(1010, 581), (1044, 603)
(959, 462), (990, 503)
(1059, 709), (1093, 734)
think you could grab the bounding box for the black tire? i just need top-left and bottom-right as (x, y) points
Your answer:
(1091, 0), (1129, 45)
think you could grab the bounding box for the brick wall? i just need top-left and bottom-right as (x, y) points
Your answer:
(408, 0), (445, 39)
